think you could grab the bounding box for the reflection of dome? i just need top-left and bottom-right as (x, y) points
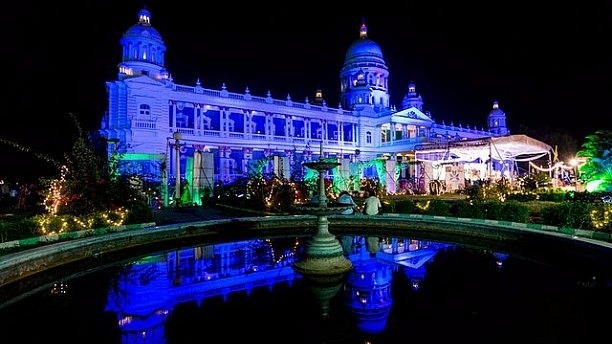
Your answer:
(493, 251), (509, 268)
(344, 258), (393, 334)
(404, 265), (427, 291)
(123, 8), (164, 43)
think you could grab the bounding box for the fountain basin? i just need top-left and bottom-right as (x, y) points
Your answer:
(292, 203), (355, 216)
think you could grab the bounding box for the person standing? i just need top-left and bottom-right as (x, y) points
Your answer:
(363, 190), (382, 215)
(337, 190), (357, 215)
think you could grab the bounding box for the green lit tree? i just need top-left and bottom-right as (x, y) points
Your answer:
(576, 130), (612, 192)
(2, 113), (153, 225)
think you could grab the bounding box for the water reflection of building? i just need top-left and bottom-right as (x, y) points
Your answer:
(344, 256), (393, 335)
(104, 236), (455, 342)
(105, 238), (300, 343)
(377, 237), (452, 291)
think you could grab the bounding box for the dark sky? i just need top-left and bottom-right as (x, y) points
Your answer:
(1, 1), (610, 180)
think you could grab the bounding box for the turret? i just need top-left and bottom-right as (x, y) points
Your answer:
(401, 81), (424, 111)
(487, 101), (510, 136)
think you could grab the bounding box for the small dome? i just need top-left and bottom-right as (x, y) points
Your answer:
(123, 8), (164, 43)
(488, 101), (505, 116)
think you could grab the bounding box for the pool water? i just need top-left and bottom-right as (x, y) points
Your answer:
(0, 235), (610, 343)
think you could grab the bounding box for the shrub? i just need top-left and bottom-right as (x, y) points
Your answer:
(507, 192), (538, 202)
(534, 190), (566, 202)
(482, 201), (505, 220)
(450, 200), (487, 219)
(498, 201), (530, 223)
(0, 216), (38, 242)
(394, 199), (416, 214)
(540, 202), (592, 229)
(416, 198), (450, 216)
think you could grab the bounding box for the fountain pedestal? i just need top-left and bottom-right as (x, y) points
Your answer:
(291, 143), (354, 317)
(292, 214), (353, 278)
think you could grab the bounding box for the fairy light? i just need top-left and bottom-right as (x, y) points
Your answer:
(415, 200), (430, 211)
(590, 206), (612, 230)
(42, 165), (70, 215)
(528, 161), (574, 173)
(35, 208), (129, 235)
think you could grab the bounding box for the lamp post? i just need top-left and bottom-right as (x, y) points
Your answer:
(173, 132), (182, 206)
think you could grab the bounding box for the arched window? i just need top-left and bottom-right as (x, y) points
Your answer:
(366, 131), (372, 144)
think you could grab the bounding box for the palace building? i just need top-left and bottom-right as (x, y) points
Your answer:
(99, 8), (552, 204)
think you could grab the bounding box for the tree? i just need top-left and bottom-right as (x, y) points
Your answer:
(2, 113), (153, 224)
(576, 130), (612, 192)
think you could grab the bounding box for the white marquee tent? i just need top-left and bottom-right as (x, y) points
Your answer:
(415, 134), (553, 164)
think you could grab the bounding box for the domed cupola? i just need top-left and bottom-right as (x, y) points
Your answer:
(340, 20), (390, 112)
(401, 81), (424, 111)
(118, 8), (169, 81)
(487, 101), (510, 136)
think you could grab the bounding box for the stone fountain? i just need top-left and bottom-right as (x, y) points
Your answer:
(292, 142), (354, 317)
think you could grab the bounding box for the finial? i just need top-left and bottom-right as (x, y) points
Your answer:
(359, 18), (368, 39)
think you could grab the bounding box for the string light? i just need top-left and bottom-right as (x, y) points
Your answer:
(528, 161), (579, 173)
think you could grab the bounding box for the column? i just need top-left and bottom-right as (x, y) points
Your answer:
(244, 110), (250, 138)
(242, 147), (252, 175)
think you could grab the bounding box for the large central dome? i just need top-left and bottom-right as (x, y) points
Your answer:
(345, 38), (384, 61)
(342, 23), (386, 68)
(339, 21), (390, 112)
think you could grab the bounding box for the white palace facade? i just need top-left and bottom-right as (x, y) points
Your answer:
(100, 8), (552, 202)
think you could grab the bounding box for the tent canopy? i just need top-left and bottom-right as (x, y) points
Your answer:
(415, 134), (552, 163)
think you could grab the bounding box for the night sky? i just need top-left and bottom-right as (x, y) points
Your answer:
(1, 1), (610, 180)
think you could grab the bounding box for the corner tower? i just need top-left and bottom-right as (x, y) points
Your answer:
(401, 81), (424, 111)
(340, 20), (390, 112)
(117, 8), (170, 81)
(487, 101), (510, 136)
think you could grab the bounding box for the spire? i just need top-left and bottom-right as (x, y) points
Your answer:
(359, 18), (368, 39)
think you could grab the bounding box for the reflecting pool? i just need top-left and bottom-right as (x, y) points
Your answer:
(1, 234), (611, 343)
